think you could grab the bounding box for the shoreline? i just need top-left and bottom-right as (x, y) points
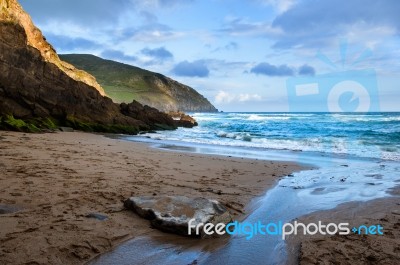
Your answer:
(126, 134), (400, 264)
(286, 187), (400, 264)
(0, 131), (306, 264)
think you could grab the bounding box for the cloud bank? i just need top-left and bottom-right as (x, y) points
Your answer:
(172, 60), (210, 77)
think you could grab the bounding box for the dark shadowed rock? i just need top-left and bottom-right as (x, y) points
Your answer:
(124, 196), (232, 237)
(120, 101), (176, 130)
(169, 112), (198, 128)
(59, 127), (74, 132)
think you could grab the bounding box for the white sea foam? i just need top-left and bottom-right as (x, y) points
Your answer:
(247, 114), (290, 121)
(139, 112), (400, 161)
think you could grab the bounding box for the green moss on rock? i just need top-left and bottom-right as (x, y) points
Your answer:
(40, 117), (58, 130)
(0, 115), (142, 135)
(153, 123), (176, 130)
(65, 115), (139, 134)
(1, 115), (40, 132)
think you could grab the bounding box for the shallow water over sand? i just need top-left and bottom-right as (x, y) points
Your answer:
(90, 139), (399, 265)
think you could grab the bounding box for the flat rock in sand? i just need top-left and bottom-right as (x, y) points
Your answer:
(0, 204), (22, 214)
(124, 196), (232, 237)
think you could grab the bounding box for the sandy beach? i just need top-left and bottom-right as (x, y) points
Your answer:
(0, 130), (304, 265)
(287, 187), (400, 264)
(2, 0), (400, 264)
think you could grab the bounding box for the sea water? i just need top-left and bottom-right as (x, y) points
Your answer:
(136, 112), (400, 161)
(91, 112), (400, 265)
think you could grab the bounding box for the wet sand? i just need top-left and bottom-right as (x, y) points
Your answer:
(0, 131), (304, 265)
(287, 186), (400, 265)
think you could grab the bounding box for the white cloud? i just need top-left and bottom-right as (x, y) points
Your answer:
(215, 91), (235, 103)
(38, 21), (92, 40)
(345, 23), (396, 50)
(131, 29), (185, 42)
(238, 93), (262, 102)
(136, 0), (194, 9)
(259, 0), (297, 13)
(215, 91), (262, 104)
(220, 16), (283, 37)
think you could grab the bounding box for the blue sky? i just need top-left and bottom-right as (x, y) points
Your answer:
(20, 0), (400, 112)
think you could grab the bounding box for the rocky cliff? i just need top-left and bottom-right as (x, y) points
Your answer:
(0, 0), (105, 96)
(59, 54), (218, 113)
(0, 0), (176, 133)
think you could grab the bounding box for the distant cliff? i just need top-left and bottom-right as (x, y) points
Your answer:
(0, 0), (177, 133)
(60, 54), (218, 113)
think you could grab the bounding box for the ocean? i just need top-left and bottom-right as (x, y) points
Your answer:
(137, 112), (400, 161)
(103, 112), (400, 265)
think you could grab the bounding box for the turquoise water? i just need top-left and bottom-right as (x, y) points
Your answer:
(141, 112), (400, 161)
(92, 112), (400, 265)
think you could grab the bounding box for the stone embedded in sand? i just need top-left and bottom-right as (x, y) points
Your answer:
(0, 204), (22, 214)
(124, 196), (232, 237)
(59, 127), (74, 132)
(85, 213), (108, 221)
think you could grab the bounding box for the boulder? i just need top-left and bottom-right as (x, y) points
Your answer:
(124, 196), (232, 237)
(168, 111), (199, 128)
(120, 101), (176, 130)
(59, 127), (74, 132)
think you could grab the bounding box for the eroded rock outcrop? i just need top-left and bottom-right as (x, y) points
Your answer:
(124, 196), (233, 237)
(121, 101), (176, 130)
(0, 0), (176, 133)
(169, 111), (198, 128)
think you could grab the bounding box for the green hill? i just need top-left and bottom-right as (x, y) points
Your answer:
(59, 54), (217, 112)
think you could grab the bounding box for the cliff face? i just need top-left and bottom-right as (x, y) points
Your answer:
(0, 0), (176, 133)
(59, 54), (218, 113)
(0, 0), (105, 96)
(139, 74), (218, 113)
